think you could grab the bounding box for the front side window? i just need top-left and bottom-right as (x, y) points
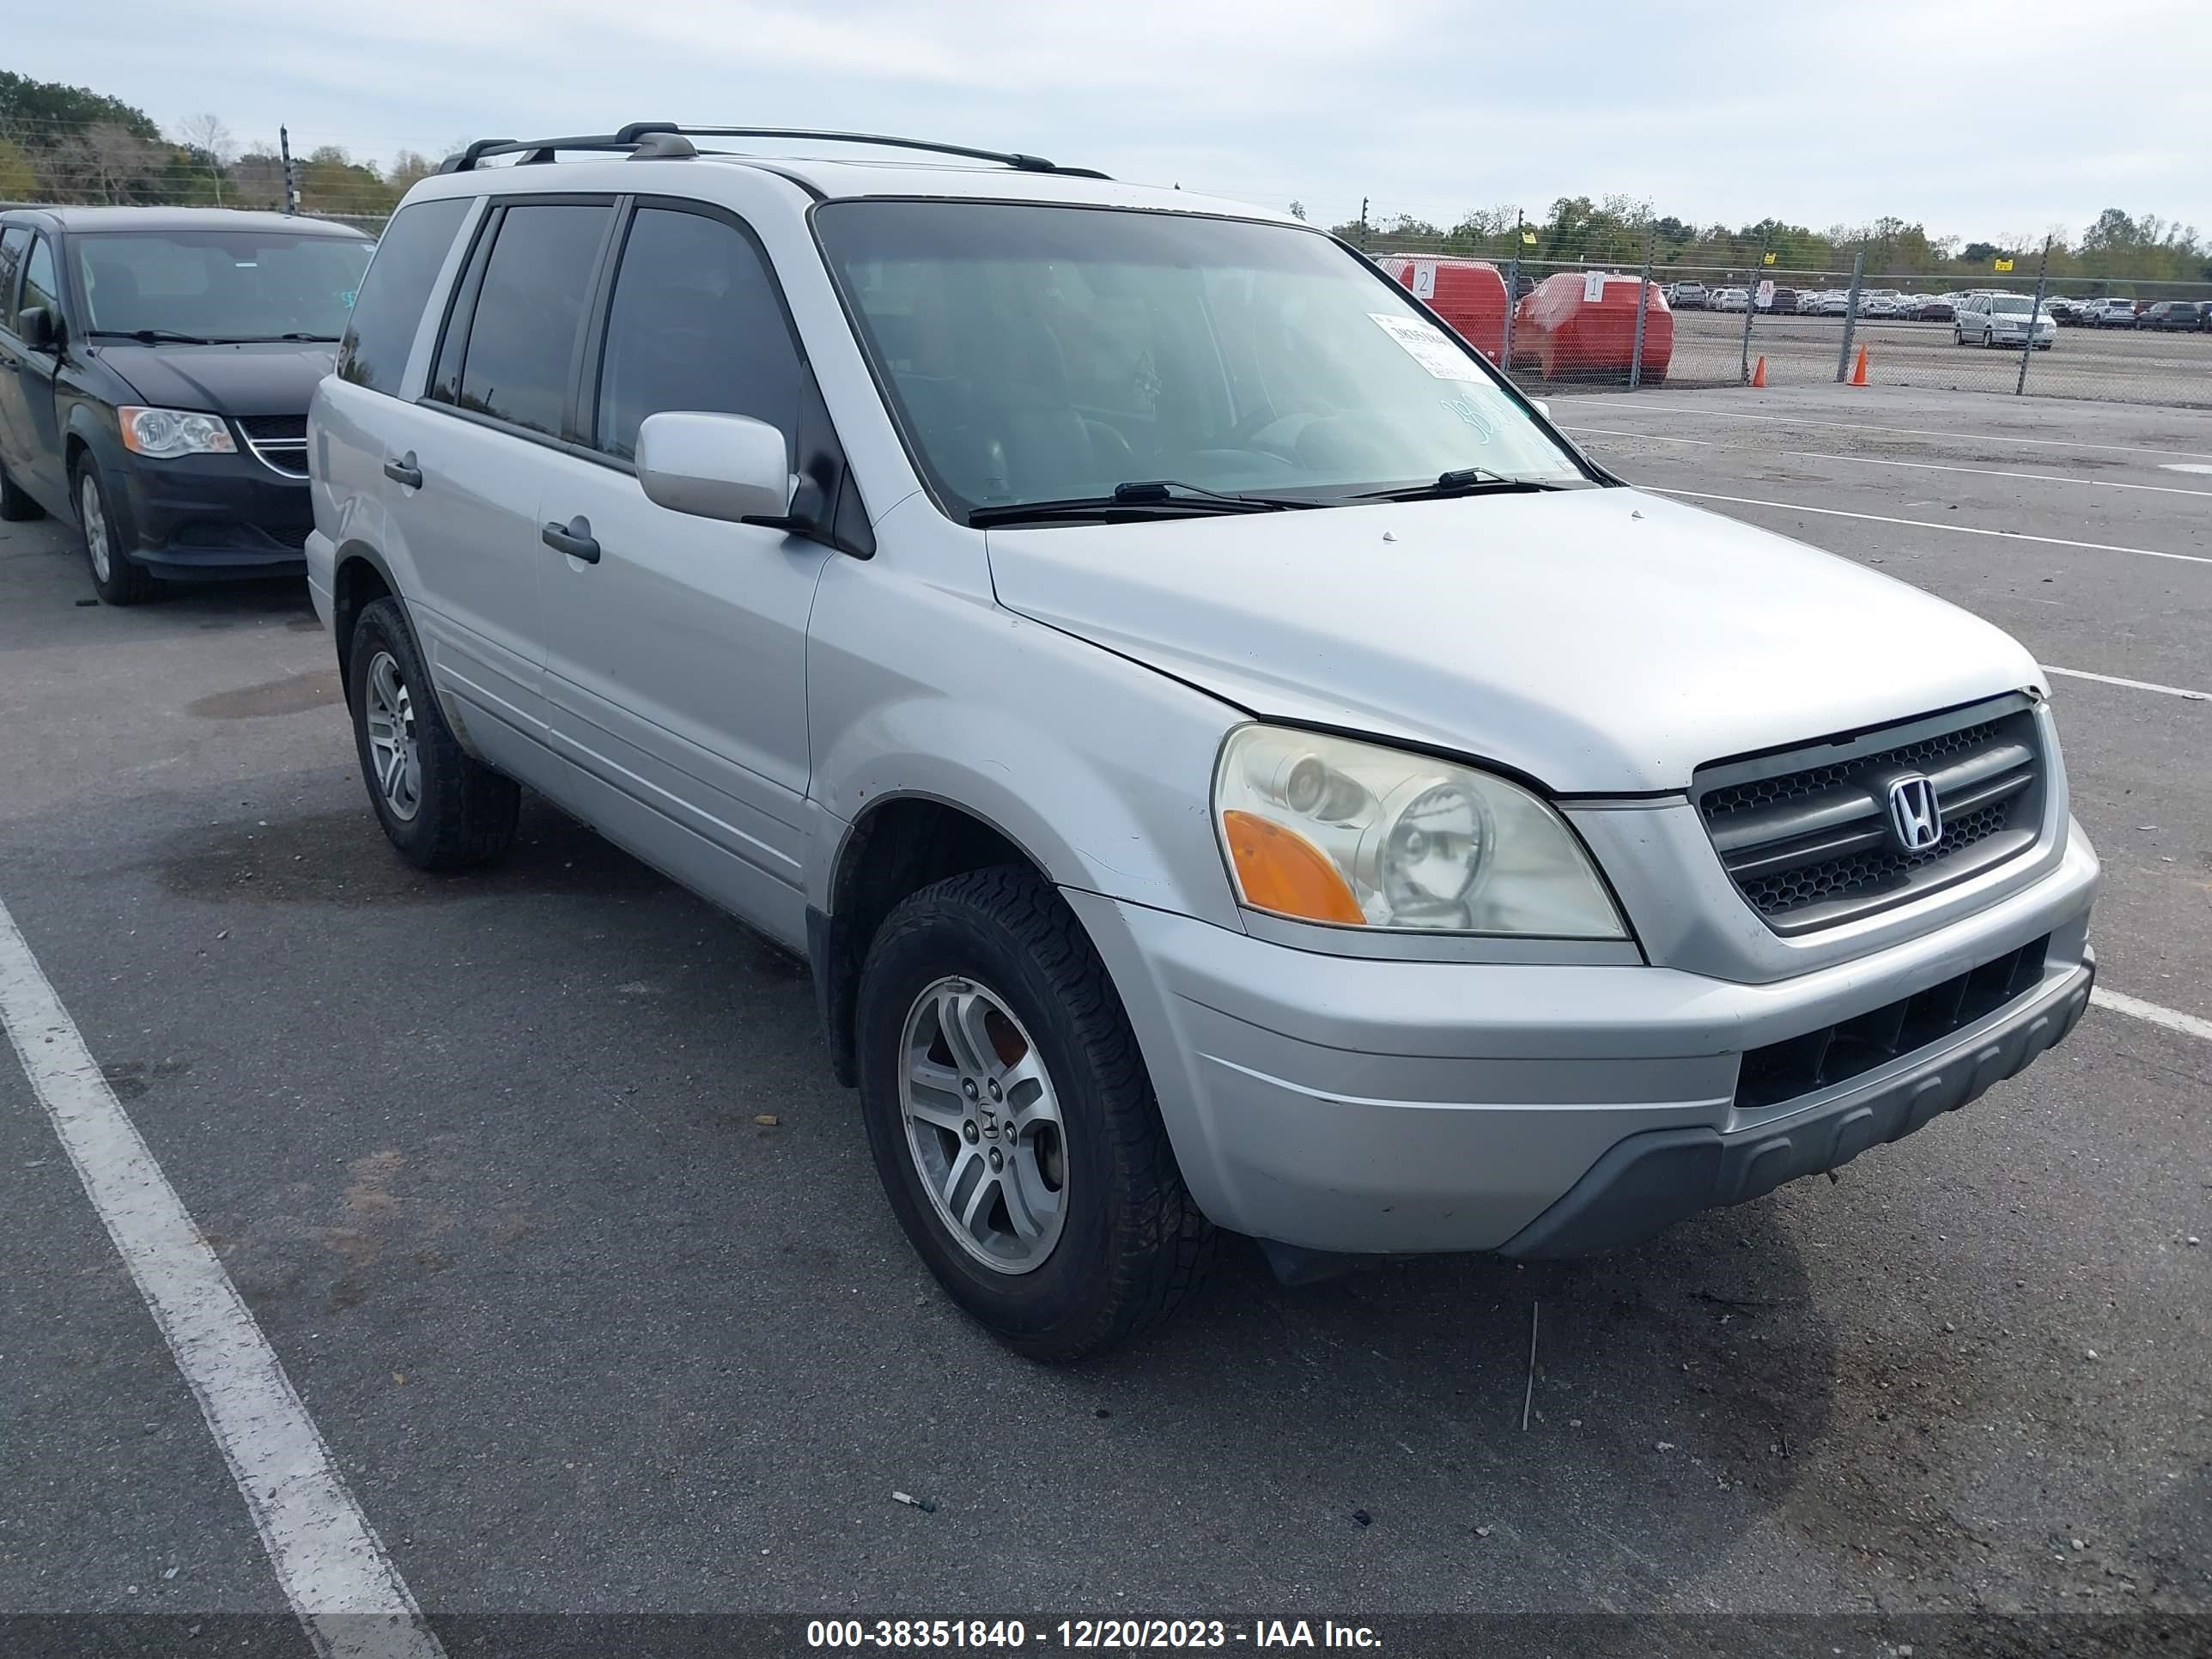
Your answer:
(0, 227), (27, 329)
(450, 202), (611, 437)
(814, 201), (1594, 521)
(22, 235), (61, 321)
(72, 228), (371, 342)
(592, 205), (803, 465)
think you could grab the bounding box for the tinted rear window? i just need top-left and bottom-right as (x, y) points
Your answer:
(337, 198), (470, 396)
(453, 203), (611, 437)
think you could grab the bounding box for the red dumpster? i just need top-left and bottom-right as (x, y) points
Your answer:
(1373, 256), (1510, 364)
(1511, 270), (1673, 383)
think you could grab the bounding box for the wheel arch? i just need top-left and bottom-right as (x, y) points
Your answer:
(330, 540), (401, 702)
(811, 792), (1060, 1088)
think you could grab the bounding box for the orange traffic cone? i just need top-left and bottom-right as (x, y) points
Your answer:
(1850, 344), (1869, 386)
(1750, 355), (1767, 388)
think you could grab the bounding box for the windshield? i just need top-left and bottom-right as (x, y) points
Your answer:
(813, 201), (1594, 520)
(1992, 296), (2037, 315)
(73, 228), (374, 341)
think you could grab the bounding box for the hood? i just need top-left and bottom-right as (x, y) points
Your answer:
(986, 489), (2044, 794)
(88, 340), (337, 417)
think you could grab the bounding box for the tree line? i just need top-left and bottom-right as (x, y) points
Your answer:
(0, 70), (429, 218)
(1328, 193), (2209, 290)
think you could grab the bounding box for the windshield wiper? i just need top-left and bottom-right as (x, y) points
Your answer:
(227, 332), (344, 343)
(967, 479), (1327, 528)
(1352, 466), (1568, 502)
(90, 327), (214, 345)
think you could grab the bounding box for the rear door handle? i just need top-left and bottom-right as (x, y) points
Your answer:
(541, 515), (599, 564)
(383, 452), (422, 489)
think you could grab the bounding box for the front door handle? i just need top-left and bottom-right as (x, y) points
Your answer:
(541, 515), (599, 564)
(383, 452), (422, 489)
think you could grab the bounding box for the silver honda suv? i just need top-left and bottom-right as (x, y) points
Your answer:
(307, 125), (2100, 1358)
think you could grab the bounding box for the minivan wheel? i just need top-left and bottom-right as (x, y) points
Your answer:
(346, 596), (520, 870)
(75, 459), (155, 605)
(856, 867), (1214, 1361)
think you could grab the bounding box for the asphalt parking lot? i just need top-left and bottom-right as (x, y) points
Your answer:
(1653, 312), (2212, 405)
(2, 382), (2207, 1652)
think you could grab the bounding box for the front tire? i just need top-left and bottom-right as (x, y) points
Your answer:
(75, 458), (155, 605)
(856, 867), (1214, 1361)
(346, 596), (520, 871)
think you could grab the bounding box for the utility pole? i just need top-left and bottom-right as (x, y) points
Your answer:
(2017, 236), (2051, 396)
(280, 125), (298, 216)
(1741, 229), (1770, 383)
(1358, 196), (1370, 252)
(1836, 249), (1865, 381)
(1629, 223), (1656, 390)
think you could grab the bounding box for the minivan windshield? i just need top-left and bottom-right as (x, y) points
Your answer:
(1991, 295), (2038, 315)
(72, 228), (374, 343)
(813, 201), (1596, 521)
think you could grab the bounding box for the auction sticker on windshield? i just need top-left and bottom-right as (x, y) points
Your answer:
(1368, 313), (1475, 380)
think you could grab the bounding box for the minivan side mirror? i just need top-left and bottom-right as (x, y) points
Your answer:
(635, 411), (795, 526)
(16, 306), (58, 351)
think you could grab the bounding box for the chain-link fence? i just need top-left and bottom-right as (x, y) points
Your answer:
(1366, 230), (2212, 409)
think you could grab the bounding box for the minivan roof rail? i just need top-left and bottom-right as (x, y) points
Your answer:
(438, 125), (1110, 179)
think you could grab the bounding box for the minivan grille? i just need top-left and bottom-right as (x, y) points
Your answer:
(234, 414), (309, 478)
(1736, 934), (2050, 1109)
(1695, 697), (2045, 935)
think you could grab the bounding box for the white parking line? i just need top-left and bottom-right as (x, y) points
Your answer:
(2045, 665), (2211, 702)
(1571, 427), (2212, 498)
(1547, 398), (2212, 461)
(1650, 489), (2212, 568)
(2092, 989), (2212, 1045)
(0, 897), (443, 1659)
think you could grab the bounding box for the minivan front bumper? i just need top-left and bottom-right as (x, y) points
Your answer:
(1066, 823), (2098, 1256)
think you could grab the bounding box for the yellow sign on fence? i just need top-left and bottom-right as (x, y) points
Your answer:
(1762, 252), (1778, 265)
(1521, 229), (1538, 246)
(1994, 258), (2014, 272)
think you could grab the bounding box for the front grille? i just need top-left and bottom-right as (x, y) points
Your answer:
(1695, 696), (2045, 935)
(234, 413), (309, 478)
(1736, 934), (2050, 1109)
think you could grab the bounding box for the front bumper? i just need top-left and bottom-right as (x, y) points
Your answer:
(109, 449), (311, 580)
(1067, 824), (2098, 1256)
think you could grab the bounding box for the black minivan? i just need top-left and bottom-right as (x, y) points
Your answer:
(0, 206), (374, 603)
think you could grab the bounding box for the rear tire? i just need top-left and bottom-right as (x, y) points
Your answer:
(74, 457), (155, 605)
(0, 460), (41, 522)
(346, 596), (520, 871)
(855, 866), (1215, 1361)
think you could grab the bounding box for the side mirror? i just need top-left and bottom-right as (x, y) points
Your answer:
(17, 306), (58, 351)
(635, 411), (794, 526)
(1530, 398), (1552, 421)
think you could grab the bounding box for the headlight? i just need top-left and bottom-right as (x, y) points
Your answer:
(118, 406), (237, 459)
(1212, 726), (1626, 938)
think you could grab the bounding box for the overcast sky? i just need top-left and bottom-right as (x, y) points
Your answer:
(15, 0), (2209, 245)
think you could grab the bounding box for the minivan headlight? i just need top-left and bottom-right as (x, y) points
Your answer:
(1212, 726), (1626, 937)
(118, 406), (237, 459)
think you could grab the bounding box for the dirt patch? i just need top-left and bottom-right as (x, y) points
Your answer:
(185, 670), (343, 720)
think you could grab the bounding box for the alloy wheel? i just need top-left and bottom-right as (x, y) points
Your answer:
(363, 650), (423, 822)
(897, 976), (1069, 1274)
(80, 473), (111, 582)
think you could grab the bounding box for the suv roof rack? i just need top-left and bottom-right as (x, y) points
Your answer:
(438, 124), (1110, 179)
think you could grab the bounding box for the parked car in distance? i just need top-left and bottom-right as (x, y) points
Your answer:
(0, 206), (374, 603)
(2086, 297), (2139, 327)
(1758, 286), (1798, 314)
(1859, 293), (1899, 319)
(1917, 295), (1956, 322)
(1814, 289), (1851, 316)
(1670, 281), (1709, 310)
(308, 123), (2101, 1358)
(2138, 300), (2202, 331)
(1710, 286), (1748, 312)
(1954, 292), (2057, 349)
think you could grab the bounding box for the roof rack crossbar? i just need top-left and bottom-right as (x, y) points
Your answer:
(437, 125), (1107, 178)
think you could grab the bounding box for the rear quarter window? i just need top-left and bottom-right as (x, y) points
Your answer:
(337, 198), (471, 396)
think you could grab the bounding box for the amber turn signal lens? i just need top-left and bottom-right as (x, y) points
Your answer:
(1222, 810), (1364, 925)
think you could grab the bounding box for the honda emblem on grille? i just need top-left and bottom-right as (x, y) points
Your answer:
(1886, 775), (1944, 852)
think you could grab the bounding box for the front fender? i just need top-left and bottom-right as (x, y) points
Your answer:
(805, 551), (1249, 933)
